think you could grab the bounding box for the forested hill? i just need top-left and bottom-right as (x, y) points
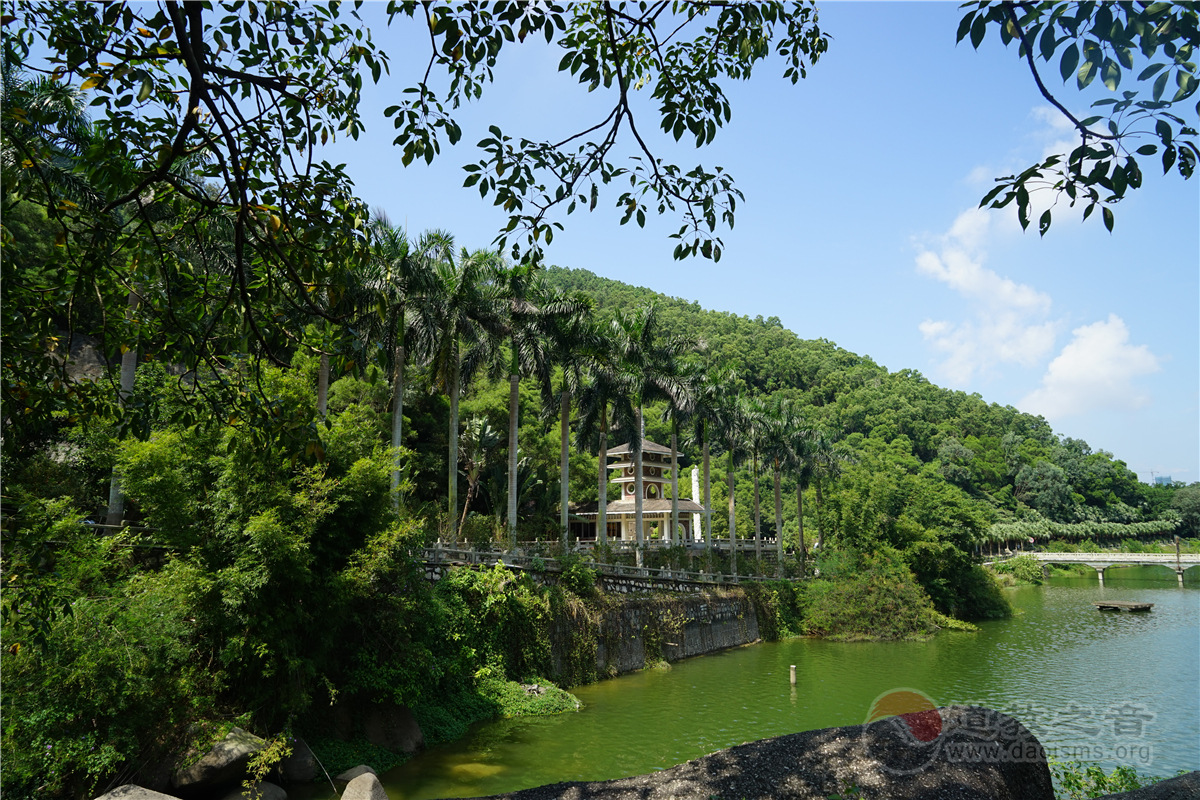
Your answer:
(543, 265), (1183, 539)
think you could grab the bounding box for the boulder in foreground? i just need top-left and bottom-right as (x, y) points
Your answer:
(463, 706), (1053, 800)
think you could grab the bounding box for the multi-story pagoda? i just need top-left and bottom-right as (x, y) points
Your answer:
(599, 438), (707, 543)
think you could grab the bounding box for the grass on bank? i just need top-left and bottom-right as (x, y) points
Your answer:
(1051, 760), (1184, 799)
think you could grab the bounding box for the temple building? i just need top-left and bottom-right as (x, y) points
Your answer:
(573, 438), (708, 544)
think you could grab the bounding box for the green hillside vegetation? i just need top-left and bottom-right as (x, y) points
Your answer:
(544, 266), (1186, 540)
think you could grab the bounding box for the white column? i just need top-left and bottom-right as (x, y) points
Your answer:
(691, 466), (701, 542)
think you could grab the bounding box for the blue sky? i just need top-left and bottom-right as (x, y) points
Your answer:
(332, 4), (1197, 483)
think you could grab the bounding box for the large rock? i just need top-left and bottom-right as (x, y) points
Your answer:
(465, 706), (1052, 800)
(336, 765), (378, 782)
(342, 772), (390, 800)
(94, 787), (181, 800)
(172, 727), (266, 794)
(276, 738), (318, 783)
(1097, 771), (1200, 799)
(217, 781), (287, 800)
(325, 700), (425, 754)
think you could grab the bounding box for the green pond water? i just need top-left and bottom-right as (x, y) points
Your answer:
(371, 567), (1198, 799)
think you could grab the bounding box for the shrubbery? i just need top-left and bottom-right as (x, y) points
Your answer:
(747, 548), (991, 641)
(992, 553), (1045, 585)
(803, 549), (943, 640)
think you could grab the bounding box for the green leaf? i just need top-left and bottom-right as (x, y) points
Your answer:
(1102, 206), (1114, 232)
(1060, 43), (1080, 82)
(957, 11), (976, 44)
(1111, 162), (1127, 196)
(1156, 117), (1173, 144)
(1135, 144), (1158, 155)
(1038, 209), (1052, 236)
(1039, 24), (1058, 62)
(1173, 72), (1197, 102)
(1138, 62), (1167, 80)
(970, 14), (987, 49)
(1078, 58), (1098, 89)
(1101, 59), (1121, 91)
(1153, 71), (1169, 101)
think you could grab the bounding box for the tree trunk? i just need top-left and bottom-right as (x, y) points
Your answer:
(703, 435), (712, 551)
(106, 287), (141, 529)
(560, 388), (570, 549)
(507, 372), (520, 548)
(390, 342), (405, 511)
(598, 402), (608, 549)
(796, 482), (807, 578)
(773, 464), (783, 578)
(317, 351), (330, 419)
(459, 478), (479, 534)
(448, 351), (460, 542)
(815, 477), (825, 551)
(752, 451), (762, 567)
(727, 445), (736, 575)
(670, 424), (679, 546)
(634, 407), (644, 567)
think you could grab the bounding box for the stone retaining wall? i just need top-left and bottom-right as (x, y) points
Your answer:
(549, 591), (760, 681)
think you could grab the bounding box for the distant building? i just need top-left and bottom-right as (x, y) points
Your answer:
(571, 438), (707, 544)
(1154, 475), (1173, 486)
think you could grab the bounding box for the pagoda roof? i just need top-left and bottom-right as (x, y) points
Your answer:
(602, 498), (707, 514)
(606, 438), (673, 457)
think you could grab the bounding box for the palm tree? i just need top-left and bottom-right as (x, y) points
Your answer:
(809, 429), (851, 551)
(741, 396), (770, 567)
(714, 389), (747, 574)
(496, 265), (592, 547)
(764, 399), (806, 577)
(419, 245), (506, 539)
(610, 304), (696, 564)
(680, 366), (738, 555)
(0, 64), (139, 527)
(662, 370), (701, 546)
(360, 218), (446, 509)
(575, 342), (631, 552)
(1, 59), (98, 211)
(542, 297), (599, 548)
(457, 415), (502, 534)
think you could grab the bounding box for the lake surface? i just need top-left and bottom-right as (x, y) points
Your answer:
(380, 566), (1199, 799)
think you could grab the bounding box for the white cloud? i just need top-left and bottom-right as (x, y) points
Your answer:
(915, 208), (1058, 384)
(1029, 105), (1079, 160)
(1021, 315), (1161, 418)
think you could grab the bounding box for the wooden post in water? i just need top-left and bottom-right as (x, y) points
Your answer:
(790, 665), (797, 685)
(1176, 536), (1184, 587)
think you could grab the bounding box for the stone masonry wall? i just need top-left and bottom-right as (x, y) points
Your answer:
(550, 591), (760, 683)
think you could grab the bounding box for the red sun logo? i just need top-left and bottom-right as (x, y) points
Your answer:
(865, 689), (943, 743)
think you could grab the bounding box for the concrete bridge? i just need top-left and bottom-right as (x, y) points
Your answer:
(992, 551), (1200, 586)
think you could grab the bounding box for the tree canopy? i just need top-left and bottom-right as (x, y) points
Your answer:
(960, 1), (1198, 234)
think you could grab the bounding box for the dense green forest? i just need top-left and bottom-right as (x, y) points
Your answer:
(544, 266), (1188, 541)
